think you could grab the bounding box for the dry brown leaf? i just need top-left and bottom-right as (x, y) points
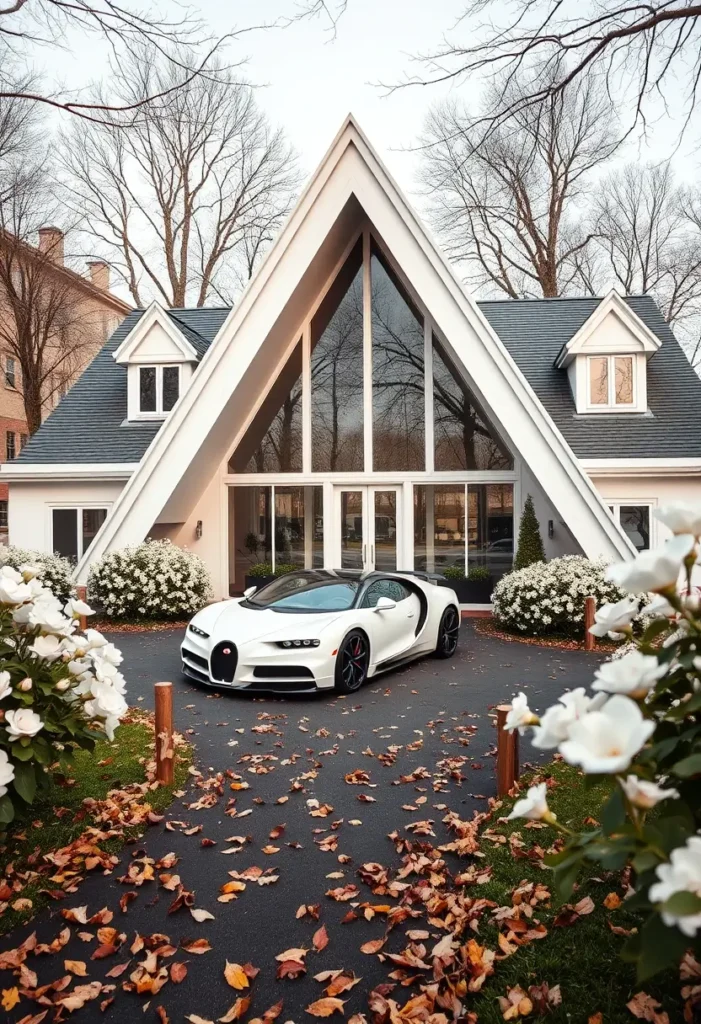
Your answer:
(224, 962), (250, 990)
(181, 938), (212, 954)
(171, 962), (188, 983)
(64, 960), (88, 976)
(218, 997), (251, 1022)
(626, 992), (670, 1024)
(588, 1015), (604, 1024)
(313, 925), (329, 952)
(360, 938), (385, 955)
(574, 896), (595, 916)
(185, 1016), (214, 1024)
(604, 892), (622, 910)
(1, 988), (20, 1012)
(306, 998), (346, 1018)
(191, 909), (215, 922)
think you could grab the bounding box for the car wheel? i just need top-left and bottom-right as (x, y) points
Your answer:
(335, 630), (369, 694)
(435, 606), (460, 659)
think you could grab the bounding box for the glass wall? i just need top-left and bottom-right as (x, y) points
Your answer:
(230, 485), (323, 592)
(371, 247), (425, 471)
(229, 342), (303, 473)
(433, 335), (513, 471)
(311, 241), (364, 472)
(414, 484), (514, 580)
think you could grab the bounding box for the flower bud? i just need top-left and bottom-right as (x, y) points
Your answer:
(18, 677), (33, 692)
(55, 680), (70, 692)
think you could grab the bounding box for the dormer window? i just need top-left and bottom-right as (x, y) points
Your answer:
(139, 365), (180, 415)
(588, 355), (634, 408)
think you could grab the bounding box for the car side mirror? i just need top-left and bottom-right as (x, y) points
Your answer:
(243, 585), (257, 598)
(374, 596), (397, 612)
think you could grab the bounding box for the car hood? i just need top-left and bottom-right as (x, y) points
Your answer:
(208, 602), (345, 645)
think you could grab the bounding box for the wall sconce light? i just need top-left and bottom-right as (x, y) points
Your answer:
(548, 519), (554, 539)
(195, 520), (203, 540)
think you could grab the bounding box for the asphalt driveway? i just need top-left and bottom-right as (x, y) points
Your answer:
(0, 623), (604, 1022)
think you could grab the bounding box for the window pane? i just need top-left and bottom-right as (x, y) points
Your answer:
(615, 356), (633, 404)
(231, 486), (272, 591)
(53, 508), (78, 562)
(0, 500), (7, 529)
(82, 508), (107, 554)
(162, 366), (180, 411)
(468, 484), (514, 581)
(413, 485), (465, 574)
(589, 357), (608, 405)
(230, 342), (303, 472)
(139, 366), (157, 412)
(341, 490), (364, 569)
(310, 486), (324, 568)
(433, 335), (513, 470)
(274, 486), (307, 571)
(371, 248), (424, 470)
(311, 241), (364, 471)
(5, 432), (15, 460)
(373, 490), (397, 571)
(620, 505), (650, 551)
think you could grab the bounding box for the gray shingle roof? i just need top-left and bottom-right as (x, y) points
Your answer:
(478, 295), (701, 459)
(14, 294), (701, 466)
(15, 308), (230, 465)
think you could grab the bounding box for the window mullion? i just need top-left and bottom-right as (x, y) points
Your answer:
(424, 316), (434, 474)
(302, 325), (311, 474)
(362, 228), (373, 473)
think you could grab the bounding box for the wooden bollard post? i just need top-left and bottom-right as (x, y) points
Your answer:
(75, 584), (88, 632)
(584, 595), (596, 651)
(496, 704), (519, 796)
(154, 682), (174, 785)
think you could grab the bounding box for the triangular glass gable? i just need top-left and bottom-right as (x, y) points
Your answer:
(433, 334), (513, 470)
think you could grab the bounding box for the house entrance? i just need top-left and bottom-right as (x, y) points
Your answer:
(334, 486), (402, 571)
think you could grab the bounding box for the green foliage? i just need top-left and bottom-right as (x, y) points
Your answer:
(247, 563), (273, 577)
(467, 565), (491, 582)
(0, 546), (74, 603)
(443, 565), (465, 580)
(514, 493), (545, 570)
(274, 563), (300, 577)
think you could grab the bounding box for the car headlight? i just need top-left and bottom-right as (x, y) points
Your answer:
(275, 639), (320, 648)
(188, 623), (210, 638)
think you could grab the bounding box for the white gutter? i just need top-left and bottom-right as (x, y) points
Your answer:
(0, 463), (138, 483)
(581, 458), (701, 478)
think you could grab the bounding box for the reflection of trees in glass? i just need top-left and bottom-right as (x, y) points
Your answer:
(311, 242), (364, 472)
(433, 336), (513, 470)
(621, 506), (650, 551)
(371, 250), (425, 471)
(229, 344), (303, 472)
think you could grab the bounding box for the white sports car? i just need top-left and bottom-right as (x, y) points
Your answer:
(180, 569), (460, 695)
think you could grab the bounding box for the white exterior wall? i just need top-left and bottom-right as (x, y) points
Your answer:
(588, 474), (701, 548)
(520, 463), (581, 559)
(8, 480), (125, 553)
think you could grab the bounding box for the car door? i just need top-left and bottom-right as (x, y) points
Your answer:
(360, 578), (421, 665)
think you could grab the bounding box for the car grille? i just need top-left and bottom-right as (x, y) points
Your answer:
(182, 648), (208, 670)
(211, 641), (238, 683)
(253, 666), (314, 680)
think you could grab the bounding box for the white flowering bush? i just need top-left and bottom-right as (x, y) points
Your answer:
(0, 563), (127, 823)
(0, 545), (74, 604)
(88, 539), (212, 620)
(492, 554), (635, 636)
(505, 509), (701, 979)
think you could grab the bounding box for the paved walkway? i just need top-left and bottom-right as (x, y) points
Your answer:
(0, 624), (603, 1022)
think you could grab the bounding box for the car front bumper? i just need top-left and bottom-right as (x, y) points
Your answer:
(180, 633), (336, 693)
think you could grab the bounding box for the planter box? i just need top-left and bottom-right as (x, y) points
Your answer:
(244, 574), (275, 592)
(439, 577), (493, 604)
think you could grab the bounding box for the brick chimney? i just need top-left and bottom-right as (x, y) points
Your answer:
(87, 260), (110, 291)
(37, 226), (64, 265)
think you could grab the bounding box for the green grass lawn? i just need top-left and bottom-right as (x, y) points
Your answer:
(469, 762), (684, 1023)
(0, 720), (190, 937)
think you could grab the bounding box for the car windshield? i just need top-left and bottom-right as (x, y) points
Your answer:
(247, 573), (360, 612)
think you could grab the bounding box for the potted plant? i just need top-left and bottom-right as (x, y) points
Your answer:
(244, 562), (275, 592)
(439, 564), (493, 603)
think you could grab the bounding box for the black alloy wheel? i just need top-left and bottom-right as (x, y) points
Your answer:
(435, 606), (460, 658)
(335, 630), (369, 693)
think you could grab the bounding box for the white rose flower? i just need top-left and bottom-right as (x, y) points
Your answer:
(589, 597), (639, 638)
(592, 650), (668, 698)
(619, 775), (680, 810)
(607, 534), (695, 594)
(0, 577), (32, 604)
(656, 502), (701, 538)
(30, 634), (63, 662)
(5, 707), (44, 740)
(64, 598), (94, 619)
(94, 642), (122, 667)
(504, 692), (537, 734)
(0, 749), (15, 797)
(29, 602), (74, 636)
(559, 694), (655, 774)
(0, 670), (12, 700)
(649, 836), (701, 937)
(1, 565), (23, 584)
(640, 594), (675, 619)
(507, 783), (552, 822)
(83, 628), (108, 649)
(532, 688), (606, 749)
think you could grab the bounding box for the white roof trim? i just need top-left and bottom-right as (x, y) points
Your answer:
(75, 114), (634, 581)
(112, 302), (198, 364)
(1, 463), (137, 482)
(555, 290), (662, 368)
(582, 457), (701, 478)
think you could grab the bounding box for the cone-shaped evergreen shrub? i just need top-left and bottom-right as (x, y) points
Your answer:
(514, 494), (545, 569)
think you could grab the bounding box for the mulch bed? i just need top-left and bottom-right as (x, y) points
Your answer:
(91, 617), (189, 633)
(474, 616), (619, 652)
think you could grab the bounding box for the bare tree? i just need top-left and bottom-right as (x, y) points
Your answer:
(387, 1), (701, 144)
(60, 46), (301, 307)
(0, 164), (99, 433)
(419, 72), (620, 298)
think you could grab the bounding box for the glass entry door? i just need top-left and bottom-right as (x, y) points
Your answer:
(335, 486), (401, 571)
